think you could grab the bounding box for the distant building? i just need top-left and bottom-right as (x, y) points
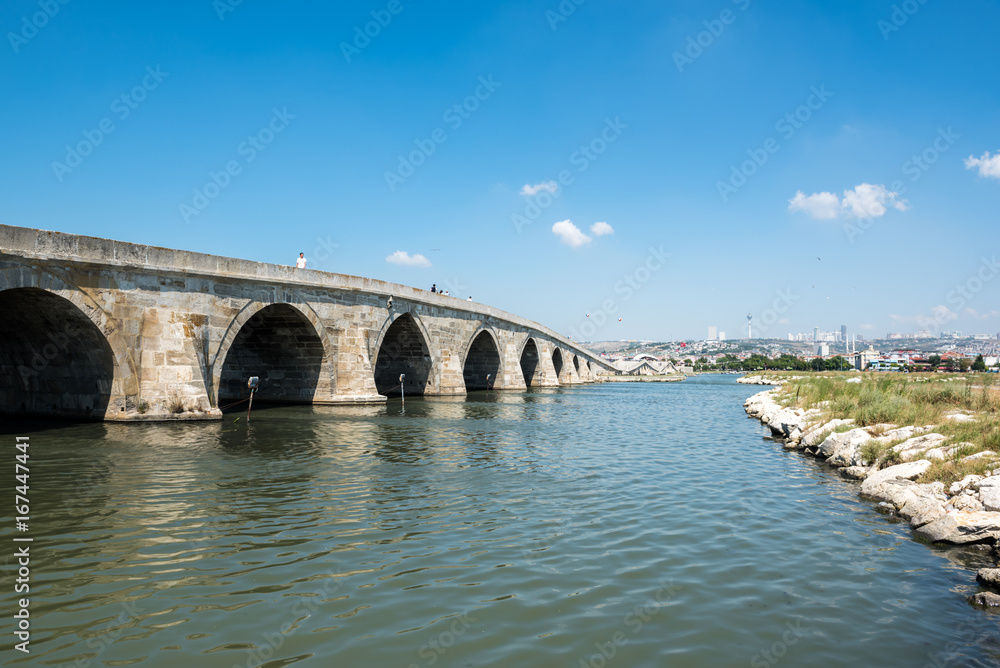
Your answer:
(840, 325), (847, 342)
(718, 331), (726, 341)
(817, 343), (830, 357)
(708, 326), (717, 341)
(813, 327), (819, 342)
(852, 346), (879, 370)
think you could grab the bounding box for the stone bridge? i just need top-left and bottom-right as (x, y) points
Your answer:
(0, 225), (613, 421)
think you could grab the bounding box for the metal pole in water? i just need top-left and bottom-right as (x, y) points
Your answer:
(246, 376), (259, 423)
(399, 373), (405, 406)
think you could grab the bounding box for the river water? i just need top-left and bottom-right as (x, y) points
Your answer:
(3, 375), (1000, 667)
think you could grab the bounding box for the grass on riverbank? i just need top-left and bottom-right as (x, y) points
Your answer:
(752, 371), (1000, 485)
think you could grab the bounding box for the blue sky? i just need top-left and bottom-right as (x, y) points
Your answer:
(2, 0), (998, 343)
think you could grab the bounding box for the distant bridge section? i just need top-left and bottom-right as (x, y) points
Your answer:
(0, 225), (614, 421)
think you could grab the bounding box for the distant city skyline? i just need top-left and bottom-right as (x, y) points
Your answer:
(2, 1), (998, 341)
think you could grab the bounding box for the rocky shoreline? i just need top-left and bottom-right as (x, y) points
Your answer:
(736, 375), (796, 386)
(744, 385), (1000, 607)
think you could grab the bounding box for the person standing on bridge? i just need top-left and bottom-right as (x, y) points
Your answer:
(295, 252), (306, 269)
(430, 284), (436, 293)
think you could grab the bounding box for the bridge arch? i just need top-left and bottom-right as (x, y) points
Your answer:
(0, 271), (139, 418)
(573, 354), (580, 375)
(518, 336), (543, 387)
(552, 347), (564, 382)
(371, 311), (436, 397)
(213, 300), (336, 405)
(462, 325), (502, 391)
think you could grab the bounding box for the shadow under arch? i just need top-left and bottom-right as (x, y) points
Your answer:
(372, 312), (434, 397)
(216, 303), (330, 405)
(519, 337), (541, 387)
(462, 326), (502, 391)
(0, 287), (116, 419)
(552, 348), (564, 381)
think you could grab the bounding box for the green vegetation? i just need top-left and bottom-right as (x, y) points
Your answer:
(750, 371), (1000, 485)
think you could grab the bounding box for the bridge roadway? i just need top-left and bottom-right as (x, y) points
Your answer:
(0, 225), (614, 421)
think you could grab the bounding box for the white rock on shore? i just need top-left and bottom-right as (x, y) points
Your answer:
(819, 428), (872, 467)
(737, 376), (798, 386)
(916, 512), (1000, 545)
(742, 387), (1000, 548)
(892, 434), (947, 462)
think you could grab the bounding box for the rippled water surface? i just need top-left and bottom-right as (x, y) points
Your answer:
(4, 375), (1000, 667)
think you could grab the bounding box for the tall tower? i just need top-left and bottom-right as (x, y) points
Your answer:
(747, 312), (752, 339)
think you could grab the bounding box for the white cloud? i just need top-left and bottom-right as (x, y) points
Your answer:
(590, 221), (615, 236)
(964, 307), (1000, 320)
(385, 250), (431, 267)
(841, 183), (909, 219)
(788, 183), (908, 220)
(965, 151), (1000, 180)
(929, 304), (958, 323)
(788, 191), (840, 220)
(552, 220), (592, 248)
(520, 181), (559, 196)
(891, 305), (958, 327)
